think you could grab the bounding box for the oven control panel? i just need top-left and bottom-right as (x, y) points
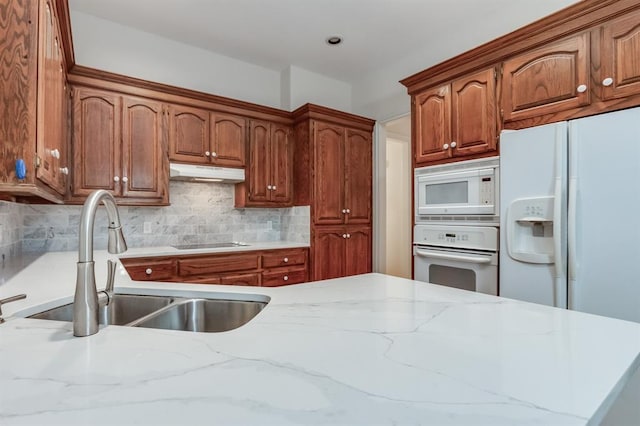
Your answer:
(414, 224), (498, 251)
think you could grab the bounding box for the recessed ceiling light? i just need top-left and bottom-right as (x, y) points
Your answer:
(326, 36), (343, 46)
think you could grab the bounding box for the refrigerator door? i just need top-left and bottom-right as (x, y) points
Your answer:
(568, 107), (640, 323)
(499, 122), (568, 307)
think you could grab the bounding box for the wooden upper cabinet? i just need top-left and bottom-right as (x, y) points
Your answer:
(247, 120), (270, 203)
(210, 113), (246, 167)
(121, 97), (168, 201)
(600, 9), (640, 101)
(502, 33), (590, 122)
(71, 88), (121, 197)
(168, 105), (209, 163)
(314, 122), (345, 224)
(413, 67), (497, 166)
(71, 86), (168, 204)
(451, 68), (497, 157)
(414, 85), (451, 164)
(344, 129), (372, 224)
(270, 123), (292, 204)
(237, 120), (292, 207)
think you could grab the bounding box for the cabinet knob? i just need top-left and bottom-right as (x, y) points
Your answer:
(602, 77), (614, 87)
(443, 143), (449, 150)
(267, 185), (272, 190)
(283, 257), (289, 263)
(122, 176), (128, 183)
(211, 152), (218, 158)
(342, 209), (347, 214)
(205, 151), (211, 157)
(59, 167), (69, 175)
(283, 275), (289, 281)
(114, 176), (120, 182)
(346, 209), (351, 214)
(272, 185), (276, 191)
(450, 141), (457, 148)
(145, 268), (152, 275)
(346, 233), (351, 238)
(342, 234), (347, 239)
(577, 84), (587, 93)
(51, 149), (60, 159)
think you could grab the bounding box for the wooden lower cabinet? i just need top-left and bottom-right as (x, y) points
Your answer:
(312, 226), (372, 281)
(120, 247), (309, 287)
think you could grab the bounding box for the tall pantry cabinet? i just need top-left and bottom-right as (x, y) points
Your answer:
(292, 104), (375, 281)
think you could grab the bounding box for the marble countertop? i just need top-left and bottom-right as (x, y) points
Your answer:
(1, 249), (639, 425)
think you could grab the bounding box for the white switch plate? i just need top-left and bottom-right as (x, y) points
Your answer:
(143, 222), (152, 234)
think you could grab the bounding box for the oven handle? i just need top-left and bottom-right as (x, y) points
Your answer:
(414, 248), (492, 264)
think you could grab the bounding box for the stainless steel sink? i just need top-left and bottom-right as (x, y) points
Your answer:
(129, 299), (267, 332)
(28, 294), (177, 325)
(27, 293), (267, 332)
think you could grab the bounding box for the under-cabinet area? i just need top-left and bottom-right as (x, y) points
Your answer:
(120, 247), (309, 287)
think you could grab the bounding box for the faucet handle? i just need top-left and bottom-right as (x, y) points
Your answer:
(104, 260), (117, 297)
(0, 294), (27, 323)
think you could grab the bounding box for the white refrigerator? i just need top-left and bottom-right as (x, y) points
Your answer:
(499, 107), (640, 323)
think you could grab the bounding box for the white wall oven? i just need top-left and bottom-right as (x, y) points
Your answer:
(415, 157), (499, 225)
(413, 225), (498, 295)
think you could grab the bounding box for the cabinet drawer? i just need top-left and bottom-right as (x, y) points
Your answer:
(262, 267), (308, 287)
(123, 259), (176, 281)
(219, 273), (260, 286)
(262, 250), (307, 268)
(178, 254), (259, 276)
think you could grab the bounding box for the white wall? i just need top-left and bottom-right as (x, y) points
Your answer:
(385, 137), (411, 278)
(71, 11), (282, 108)
(281, 66), (352, 112)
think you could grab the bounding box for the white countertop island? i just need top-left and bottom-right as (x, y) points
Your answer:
(1, 249), (639, 425)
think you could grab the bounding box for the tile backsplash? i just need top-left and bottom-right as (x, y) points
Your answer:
(14, 181), (309, 252)
(0, 201), (23, 258)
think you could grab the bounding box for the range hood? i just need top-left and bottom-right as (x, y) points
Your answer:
(169, 163), (245, 183)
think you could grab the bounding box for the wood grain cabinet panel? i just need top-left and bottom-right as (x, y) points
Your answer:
(344, 129), (372, 224)
(0, 0), (69, 202)
(210, 113), (246, 167)
(313, 226), (372, 281)
(601, 9), (640, 101)
(120, 258), (177, 281)
(314, 123), (345, 224)
(262, 268), (307, 287)
(502, 33), (590, 122)
(414, 85), (452, 164)
(451, 68), (497, 158)
(178, 254), (260, 276)
(413, 67), (497, 166)
(262, 250), (307, 268)
(236, 120), (293, 207)
(219, 272), (260, 286)
(168, 105), (210, 163)
(70, 86), (168, 204)
(345, 227), (372, 277)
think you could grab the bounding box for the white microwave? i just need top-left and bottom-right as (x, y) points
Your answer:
(415, 157), (499, 218)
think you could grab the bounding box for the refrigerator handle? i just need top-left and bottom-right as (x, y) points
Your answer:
(553, 133), (563, 279)
(568, 126), (578, 283)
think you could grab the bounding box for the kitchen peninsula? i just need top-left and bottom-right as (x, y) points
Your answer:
(1, 249), (639, 425)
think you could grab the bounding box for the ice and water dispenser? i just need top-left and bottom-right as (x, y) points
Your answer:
(506, 196), (555, 263)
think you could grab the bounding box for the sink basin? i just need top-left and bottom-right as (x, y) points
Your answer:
(28, 294), (177, 325)
(129, 298), (267, 332)
(27, 293), (268, 332)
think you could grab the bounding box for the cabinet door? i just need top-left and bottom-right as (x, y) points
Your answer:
(210, 113), (246, 167)
(451, 68), (497, 157)
(71, 87), (121, 197)
(414, 85), (451, 165)
(121, 96), (167, 202)
(248, 120), (271, 202)
(219, 272), (260, 286)
(601, 9), (640, 101)
(270, 123), (292, 204)
(168, 105), (209, 163)
(502, 33), (590, 122)
(345, 227), (372, 277)
(344, 129), (372, 224)
(314, 122), (345, 224)
(312, 227), (346, 280)
(36, 0), (66, 195)
(262, 267), (307, 287)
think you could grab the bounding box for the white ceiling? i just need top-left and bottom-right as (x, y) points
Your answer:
(68, 0), (578, 84)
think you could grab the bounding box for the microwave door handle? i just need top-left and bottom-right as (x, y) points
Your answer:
(414, 248), (492, 264)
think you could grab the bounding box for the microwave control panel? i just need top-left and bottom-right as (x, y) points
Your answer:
(480, 177), (493, 205)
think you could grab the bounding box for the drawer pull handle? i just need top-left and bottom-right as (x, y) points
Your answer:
(283, 257), (289, 263)
(283, 275), (289, 281)
(145, 268), (152, 275)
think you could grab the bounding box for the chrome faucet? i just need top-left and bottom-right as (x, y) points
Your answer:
(74, 190), (127, 337)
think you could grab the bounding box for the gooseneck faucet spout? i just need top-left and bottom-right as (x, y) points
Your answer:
(73, 190), (127, 337)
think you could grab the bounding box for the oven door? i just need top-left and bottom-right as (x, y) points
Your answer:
(413, 245), (498, 295)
